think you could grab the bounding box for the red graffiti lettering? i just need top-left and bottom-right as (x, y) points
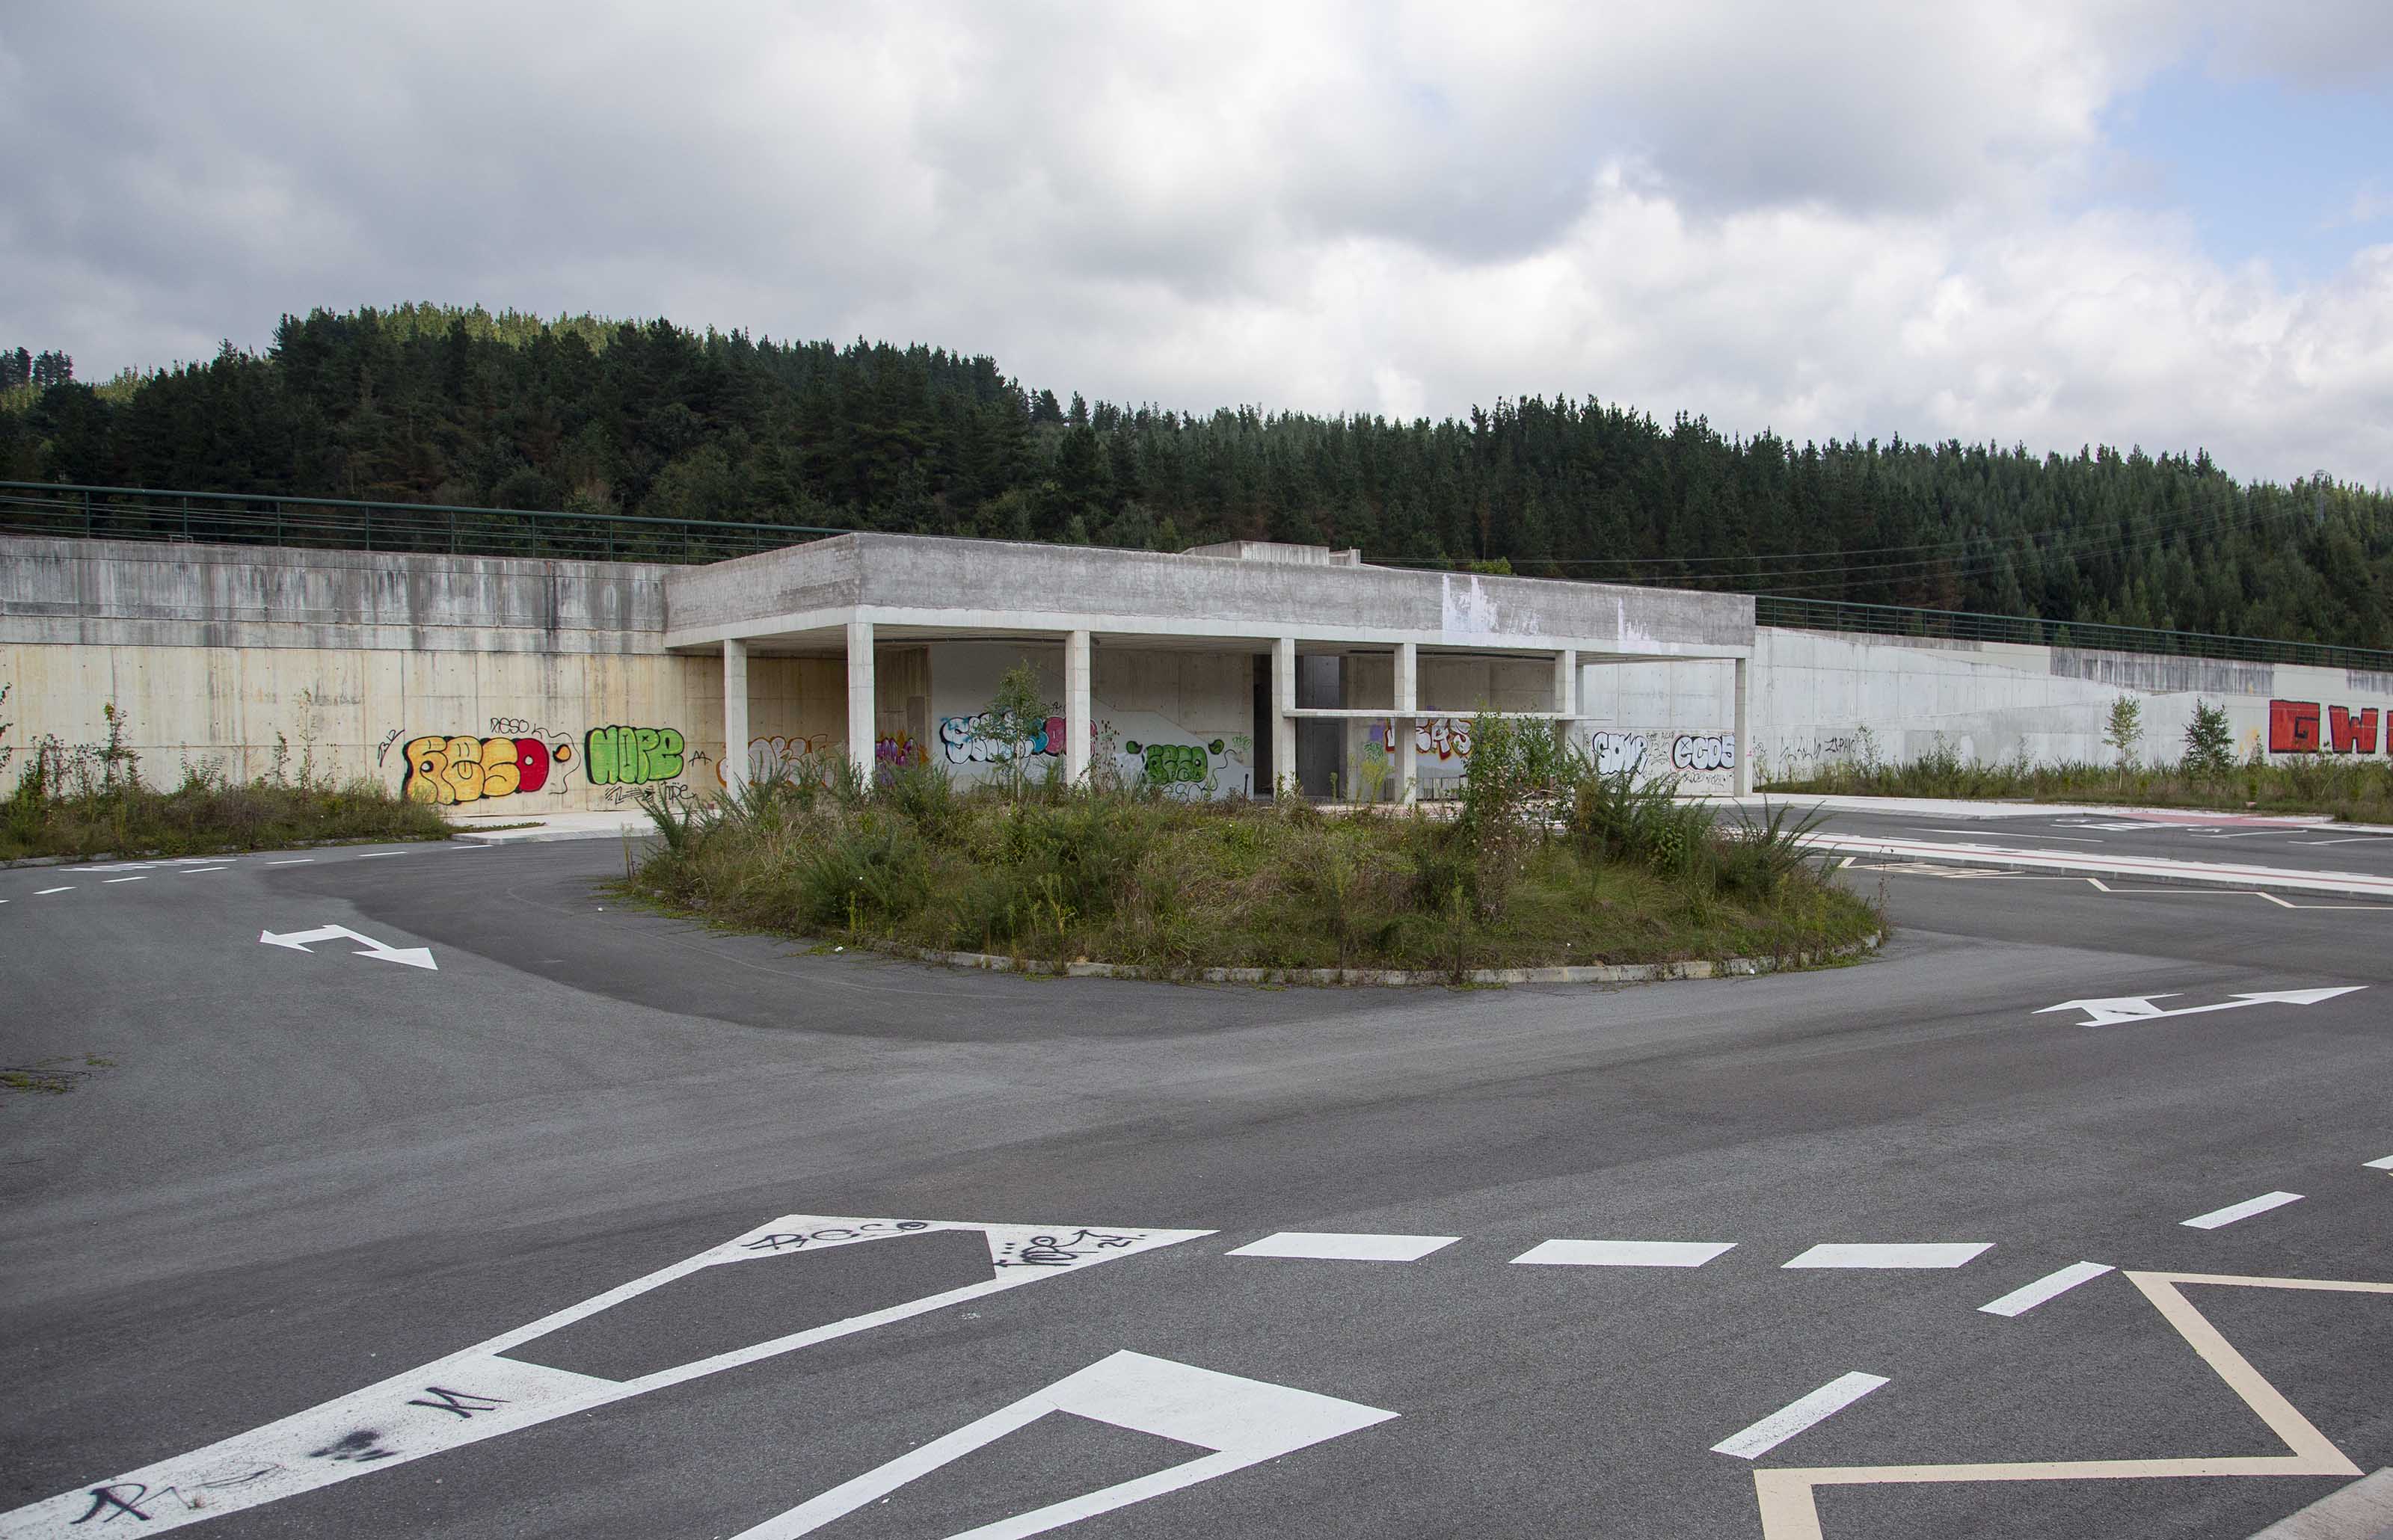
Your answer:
(2268, 700), (2320, 754)
(514, 736), (550, 793)
(2328, 706), (2380, 755)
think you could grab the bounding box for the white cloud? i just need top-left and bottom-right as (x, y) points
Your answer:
(0, 0), (2386, 484)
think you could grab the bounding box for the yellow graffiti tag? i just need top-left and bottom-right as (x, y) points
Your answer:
(403, 735), (523, 804)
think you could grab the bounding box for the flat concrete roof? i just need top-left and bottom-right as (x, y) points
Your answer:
(664, 533), (1752, 659)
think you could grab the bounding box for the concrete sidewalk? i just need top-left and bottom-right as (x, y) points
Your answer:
(1810, 831), (2393, 901)
(446, 810), (656, 845)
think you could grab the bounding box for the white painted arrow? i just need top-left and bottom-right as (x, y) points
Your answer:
(258, 924), (437, 970)
(2036, 986), (2362, 1026)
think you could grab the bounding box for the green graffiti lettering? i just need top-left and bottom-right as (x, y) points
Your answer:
(1141, 742), (1207, 785)
(585, 724), (687, 786)
(654, 727), (685, 779)
(586, 726), (618, 785)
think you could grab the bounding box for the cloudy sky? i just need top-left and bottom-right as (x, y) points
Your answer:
(4, 2), (2390, 485)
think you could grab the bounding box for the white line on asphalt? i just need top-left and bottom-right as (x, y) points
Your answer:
(2362, 1154), (2393, 1170)
(1978, 1262), (2115, 1316)
(34, 886), (72, 895)
(2182, 1191), (2303, 1229)
(103, 875), (147, 884)
(1907, 826), (2104, 843)
(268, 858), (313, 865)
(181, 866), (227, 874)
(1511, 1239), (1736, 1267)
(1226, 1231), (1460, 1261)
(1783, 1242), (1991, 1269)
(1711, 1373), (1890, 1459)
(354, 851), (403, 858)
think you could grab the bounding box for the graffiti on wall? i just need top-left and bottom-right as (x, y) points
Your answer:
(1122, 738), (1227, 786)
(1670, 733), (1736, 772)
(1590, 730), (1647, 777)
(876, 732), (927, 769)
(1363, 718), (1477, 765)
(939, 712), (1067, 764)
(2269, 699), (2379, 755)
(585, 724), (686, 786)
(718, 734), (832, 788)
(401, 731), (577, 804)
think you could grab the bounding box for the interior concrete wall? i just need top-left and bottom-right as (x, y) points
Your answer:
(925, 640), (1255, 797)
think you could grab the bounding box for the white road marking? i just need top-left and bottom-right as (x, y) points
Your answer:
(2365, 1155), (2393, 1170)
(0, 1215), (1211, 1537)
(103, 876), (147, 884)
(2183, 1192), (2304, 1230)
(34, 886), (73, 895)
(268, 859), (313, 866)
(1978, 1261), (2114, 1316)
(1712, 1373), (1890, 1459)
(1905, 826), (2103, 843)
(1226, 1231), (1459, 1261)
(1784, 1242), (1991, 1269)
(1511, 1239), (1736, 1267)
(732, 1350), (1395, 1539)
(2036, 986), (2363, 1026)
(181, 866), (228, 875)
(354, 851), (403, 858)
(259, 924), (437, 971)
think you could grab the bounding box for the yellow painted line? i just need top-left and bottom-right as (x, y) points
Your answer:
(1746, 1269), (2392, 1540)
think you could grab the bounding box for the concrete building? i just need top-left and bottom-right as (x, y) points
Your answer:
(6, 527), (2392, 816)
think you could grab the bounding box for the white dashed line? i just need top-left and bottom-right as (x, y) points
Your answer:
(1711, 1372), (1890, 1459)
(34, 886), (73, 896)
(181, 866), (228, 875)
(2182, 1192), (2303, 1230)
(2364, 1154), (2393, 1171)
(1225, 1232), (1460, 1261)
(1978, 1261), (2114, 1317)
(1511, 1239), (1736, 1267)
(354, 851), (403, 859)
(269, 858), (313, 866)
(102, 875), (147, 884)
(1783, 1242), (1991, 1269)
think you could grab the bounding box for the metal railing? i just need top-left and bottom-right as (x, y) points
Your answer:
(9, 479), (2387, 674)
(0, 481), (843, 565)
(1754, 594), (2393, 675)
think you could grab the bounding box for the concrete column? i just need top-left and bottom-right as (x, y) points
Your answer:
(1733, 654), (1753, 797)
(1552, 647), (1578, 757)
(846, 618), (875, 786)
(722, 638), (750, 795)
(1064, 628), (1092, 786)
(1395, 641), (1418, 805)
(1273, 637), (1298, 798)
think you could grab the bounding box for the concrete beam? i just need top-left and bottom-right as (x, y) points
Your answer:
(846, 618), (875, 786)
(1064, 628), (1092, 786)
(1733, 655), (1753, 797)
(1395, 641), (1418, 806)
(722, 638), (749, 795)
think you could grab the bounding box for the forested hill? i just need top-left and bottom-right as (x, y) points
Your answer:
(4, 304), (2390, 648)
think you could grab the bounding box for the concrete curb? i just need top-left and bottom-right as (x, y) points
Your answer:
(2243, 1467), (2393, 1540)
(864, 931), (1883, 988)
(1811, 835), (2393, 902)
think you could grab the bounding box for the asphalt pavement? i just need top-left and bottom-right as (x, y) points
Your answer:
(2, 833), (2389, 1539)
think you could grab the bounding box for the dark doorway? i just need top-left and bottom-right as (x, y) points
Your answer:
(1296, 654), (1342, 798)
(1250, 657), (1274, 795)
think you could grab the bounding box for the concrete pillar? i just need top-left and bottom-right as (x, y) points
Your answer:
(1733, 654), (1753, 798)
(1395, 641), (1418, 805)
(846, 618), (875, 786)
(1552, 647), (1577, 758)
(722, 637), (750, 795)
(1064, 628), (1092, 786)
(1273, 637), (1298, 798)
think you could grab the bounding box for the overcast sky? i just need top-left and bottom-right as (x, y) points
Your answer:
(4, 2), (2390, 485)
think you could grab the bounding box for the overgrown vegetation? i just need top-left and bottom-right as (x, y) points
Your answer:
(628, 711), (1876, 979)
(0, 691), (449, 860)
(8, 305), (2392, 647)
(1769, 702), (2393, 822)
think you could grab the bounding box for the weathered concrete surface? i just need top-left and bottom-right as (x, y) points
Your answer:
(1, 533), (672, 654)
(663, 532), (1757, 656)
